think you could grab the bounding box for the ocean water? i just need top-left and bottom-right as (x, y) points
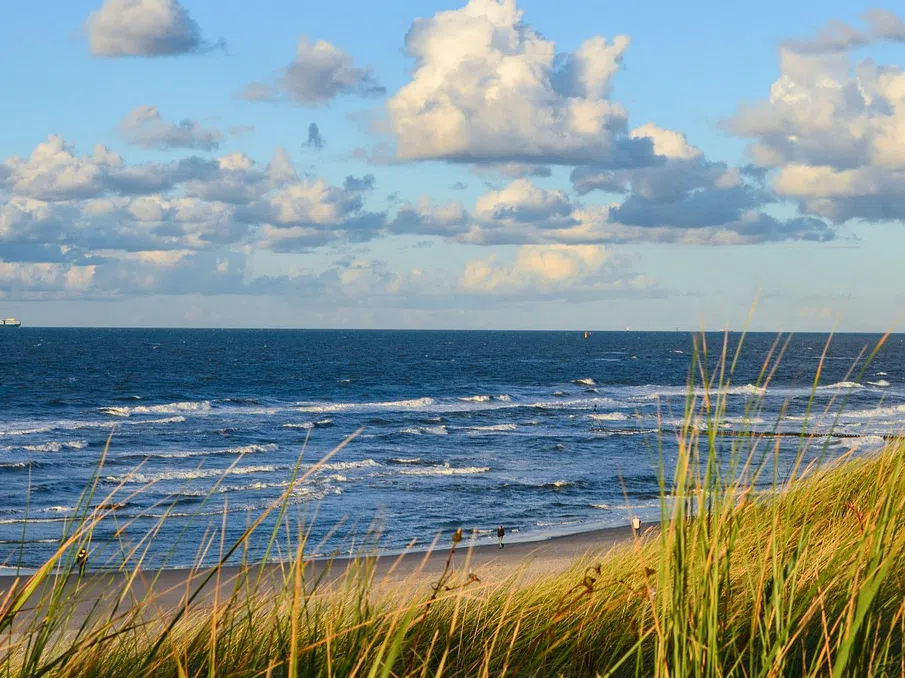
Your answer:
(0, 329), (902, 570)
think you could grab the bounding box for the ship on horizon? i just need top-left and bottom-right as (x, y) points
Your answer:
(1, 318), (21, 328)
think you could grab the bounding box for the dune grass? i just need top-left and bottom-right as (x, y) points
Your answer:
(3, 331), (905, 676)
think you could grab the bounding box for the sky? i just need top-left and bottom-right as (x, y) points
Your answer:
(1, 0), (904, 330)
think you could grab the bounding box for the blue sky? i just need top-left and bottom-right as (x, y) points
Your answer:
(1, 0), (904, 330)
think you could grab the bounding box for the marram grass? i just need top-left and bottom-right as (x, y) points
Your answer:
(3, 333), (905, 677)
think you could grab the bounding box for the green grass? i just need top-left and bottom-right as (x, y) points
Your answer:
(3, 332), (905, 676)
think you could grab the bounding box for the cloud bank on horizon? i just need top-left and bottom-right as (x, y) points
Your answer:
(1, 0), (904, 328)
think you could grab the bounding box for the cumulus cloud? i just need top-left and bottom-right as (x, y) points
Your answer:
(0, 137), (391, 301)
(1, 136), (124, 201)
(389, 198), (470, 237)
(0, 260), (97, 299)
(119, 106), (223, 151)
(458, 244), (655, 297)
(459, 171), (832, 245)
(472, 179), (576, 231)
(0, 136), (226, 201)
(386, 0), (656, 167)
(240, 37), (384, 105)
(85, 0), (218, 57)
(729, 40), (905, 221)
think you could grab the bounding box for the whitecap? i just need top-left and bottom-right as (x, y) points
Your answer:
(129, 416), (186, 426)
(458, 395), (492, 403)
(282, 419), (333, 430)
(464, 424), (517, 433)
(22, 440), (88, 453)
(867, 380), (890, 387)
(121, 443), (277, 460)
(589, 412), (628, 421)
(572, 378), (597, 386)
(107, 464), (282, 485)
(388, 457), (425, 465)
(318, 459), (379, 471)
(400, 425), (448, 436)
(98, 407), (130, 417)
(296, 397), (434, 414)
(816, 381), (862, 391)
(847, 435), (888, 452)
(99, 401), (211, 417)
(400, 464), (490, 476)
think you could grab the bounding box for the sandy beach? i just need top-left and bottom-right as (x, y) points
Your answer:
(1, 523), (650, 629)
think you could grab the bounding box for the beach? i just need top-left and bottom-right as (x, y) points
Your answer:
(1, 523), (646, 629)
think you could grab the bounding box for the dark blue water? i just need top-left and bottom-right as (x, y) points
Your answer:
(0, 330), (901, 570)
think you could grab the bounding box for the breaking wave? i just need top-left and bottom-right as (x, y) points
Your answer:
(400, 425), (448, 436)
(572, 378), (597, 386)
(816, 381), (863, 391)
(464, 423), (517, 433)
(22, 440), (88, 453)
(106, 464), (282, 485)
(296, 397), (434, 414)
(400, 464), (490, 477)
(589, 412), (628, 421)
(100, 401), (212, 417)
(318, 459), (379, 472)
(121, 443), (278, 460)
(387, 457), (429, 465)
(282, 419), (333, 430)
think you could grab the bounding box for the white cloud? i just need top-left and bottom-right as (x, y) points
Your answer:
(458, 244), (653, 297)
(86, 0), (212, 57)
(119, 106), (223, 151)
(1, 136), (123, 201)
(473, 179), (575, 230)
(730, 42), (905, 221)
(0, 138), (389, 272)
(0, 261), (97, 297)
(239, 37), (384, 105)
(455, 178), (832, 245)
(389, 198), (470, 236)
(386, 0), (654, 166)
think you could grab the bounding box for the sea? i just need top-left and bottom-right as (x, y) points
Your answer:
(0, 329), (902, 571)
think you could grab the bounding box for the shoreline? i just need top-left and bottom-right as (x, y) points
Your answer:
(0, 522), (648, 626)
(0, 517), (648, 578)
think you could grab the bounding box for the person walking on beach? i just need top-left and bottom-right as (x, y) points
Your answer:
(76, 547), (87, 578)
(497, 525), (505, 549)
